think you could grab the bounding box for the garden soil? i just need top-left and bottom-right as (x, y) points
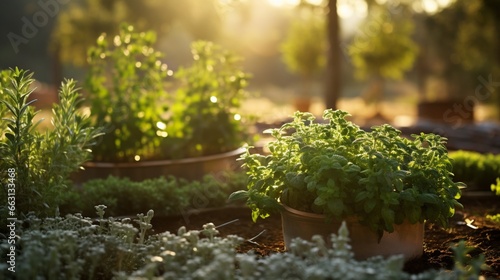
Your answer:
(152, 195), (500, 279)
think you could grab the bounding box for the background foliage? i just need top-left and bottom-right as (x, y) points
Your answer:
(86, 24), (170, 162)
(167, 41), (252, 158)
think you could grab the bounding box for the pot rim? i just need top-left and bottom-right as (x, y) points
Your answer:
(83, 147), (246, 168)
(281, 203), (424, 226)
(281, 203), (326, 219)
(281, 203), (361, 223)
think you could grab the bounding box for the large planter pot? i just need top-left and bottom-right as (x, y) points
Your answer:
(71, 147), (245, 184)
(281, 204), (424, 260)
(417, 100), (475, 124)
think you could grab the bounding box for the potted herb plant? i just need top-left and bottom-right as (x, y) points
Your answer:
(74, 24), (251, 182)
(230, 109), (464, 260)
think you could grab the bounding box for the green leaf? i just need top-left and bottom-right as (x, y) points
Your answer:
(327, 199), (344, 216)
(381, 207), (395, 232)
(419, 193), (439, 204)
(228, 190), (248, 201)
(5, 132), (16, 144)
(406, 207), (421, 224)
(355, 191), (370, 202)
(344, 163), (361, 173)
(314, 196), (326, 206)
(364, 199), (376, 213)
(399, 190), (415, 202)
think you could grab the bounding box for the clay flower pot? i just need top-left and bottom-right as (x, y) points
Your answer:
(281, 204), (424, 260)
(72, 147), (245, 183)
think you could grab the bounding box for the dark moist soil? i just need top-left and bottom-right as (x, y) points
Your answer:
(151, 195), (500, 279)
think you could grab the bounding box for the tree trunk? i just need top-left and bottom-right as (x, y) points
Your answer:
(324, 0), (341, 110)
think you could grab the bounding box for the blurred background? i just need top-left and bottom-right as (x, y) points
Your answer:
(0, 0), (499, 127)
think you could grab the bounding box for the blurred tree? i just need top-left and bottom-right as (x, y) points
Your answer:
(423, 0), (499, 113)
(281, 8), (326, 111)
(299, 0), (409, 111)
(348, 4), (418, 116)
(325, 0), (341, 110)
(294, 0), (339, 110)
(51, 0), (222, 67)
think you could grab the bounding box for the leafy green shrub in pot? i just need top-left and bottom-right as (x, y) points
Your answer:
(231, 110), (464, 256)
(167, 41), (252, 159)
(86, 24), (170, 162)
(86, 24), (251, 163)
(0, 68), (103, 222)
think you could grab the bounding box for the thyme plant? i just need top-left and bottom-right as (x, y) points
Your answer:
(0, 208), (486, 279)
(0, 68), (103, 222)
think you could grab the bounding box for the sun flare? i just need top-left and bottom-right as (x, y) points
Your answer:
(267, 0), (300, 7)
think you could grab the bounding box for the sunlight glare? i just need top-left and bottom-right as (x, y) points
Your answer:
(436, 0), (454, 7)
(156, 121), (167, 130)
(422, 0), (439, 14)
(305, 0), (323, 6)
(413, 0), (455, 15)
(156, 131), (168, 137)
(267, 0), (300, 7)
(412, 2), (424, 13)
(338, 3), (353, 18)
(338, 0), (367, 19)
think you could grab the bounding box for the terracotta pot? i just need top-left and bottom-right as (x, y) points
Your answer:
(293, 97), (312, 112)
(280, 204), (424, 260)
(71, 147), (245, 183)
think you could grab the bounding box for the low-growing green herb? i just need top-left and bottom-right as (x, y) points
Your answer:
(59, 172), (247, 217)
(450, 150), (500, 191)
(0, 210), (486, 280)
(491, 177), (500, 196)
(486, 213), (500, 224)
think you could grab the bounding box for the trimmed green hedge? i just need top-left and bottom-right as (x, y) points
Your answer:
(60, 172), (247, 217)
(450, 150), (500, 191)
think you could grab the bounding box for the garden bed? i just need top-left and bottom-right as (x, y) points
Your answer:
(152, 196), (500, 279)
